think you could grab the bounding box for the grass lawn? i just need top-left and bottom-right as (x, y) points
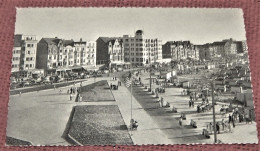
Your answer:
(79, 80), (115, 102)
(68, 105), (133, 145)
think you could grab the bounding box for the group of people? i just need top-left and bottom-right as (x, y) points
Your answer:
(67, 87), (77, 94)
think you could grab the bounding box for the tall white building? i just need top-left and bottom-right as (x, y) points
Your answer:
(123, 30), (162, 66)
(12, 35), (37, 73)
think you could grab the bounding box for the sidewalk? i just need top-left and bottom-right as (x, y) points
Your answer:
(111, 81), (173, 145)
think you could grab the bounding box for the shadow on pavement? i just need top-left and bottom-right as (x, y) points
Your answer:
(169, 134), (207, 140)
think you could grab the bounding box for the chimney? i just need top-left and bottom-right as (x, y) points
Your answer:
(80, 38), (82, 42)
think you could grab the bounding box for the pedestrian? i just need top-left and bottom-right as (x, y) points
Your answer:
(232, 115), (236, 128)
(19, 91), (22, 96)
(54, 85), (56, 89)
(228, 123), (233, 133)
(192, 101), (194, 108)
(209, 122), (213, 133)
(70, 87), (73, 94)
(216, 123), (220, 134)
(222, 119), (225, 131)
(78, 94), (81, 102)
(70, 94), (72, 101)
(228, 114), (232, 123)
(179, 118), (183, 127)
(189, 101), (191, 108)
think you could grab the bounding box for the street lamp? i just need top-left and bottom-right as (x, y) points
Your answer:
(211, 79), (217, 143)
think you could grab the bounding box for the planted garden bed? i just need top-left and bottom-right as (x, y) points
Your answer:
(68, 105), (133, 145)
(78, 80), (115, 102)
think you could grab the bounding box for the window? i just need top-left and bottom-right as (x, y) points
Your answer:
(60, 49), (62, 53)
(27, 51), (30, 54)
(54, 55), (56, 59)
(49, 56), (52, 60)
(16, 50), (20, 54)
(59, 55), (62, 59)
(30, 64), (32, 67)
(25, 64), (29, 68)
(132, 58), (134, 62)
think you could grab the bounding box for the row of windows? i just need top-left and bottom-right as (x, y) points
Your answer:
(26, 50), (36, 54)
(25, 57), (34, 61)
(109, 44), (121, 48)
(26, 44), (35, 48)
(12, 64), (19, 68)
(49, 54), (95, 60)
(13, 50), (20, 54)
(25, 64), (34, 68)
(12, 57), (20, 61)
(48, 49), (95, 54)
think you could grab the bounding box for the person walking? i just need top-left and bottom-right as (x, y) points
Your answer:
(179, 118), (183, 128)
(70, 94), (72, 101)
(222, 119), (225, 131)
(216, 123), (220, 134)
(209, 122), (213, 133)
(228, 114), (232, 123)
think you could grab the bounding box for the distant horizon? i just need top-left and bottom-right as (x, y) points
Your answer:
(15, 8), (246, 45)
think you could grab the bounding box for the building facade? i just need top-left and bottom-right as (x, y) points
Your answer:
(96, 37), (124, 69)
(123, 30), (162, 66)
(12, 34), (37, 73)
(36, 37), (96, 74)
(162, 41), (199, 61)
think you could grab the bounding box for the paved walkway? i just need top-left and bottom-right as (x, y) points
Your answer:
(111, 80), (173, 144)
(137, 71), (258, 144)
(6, 78), (103, 145)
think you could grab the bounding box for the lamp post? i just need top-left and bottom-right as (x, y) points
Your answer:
(211, 79), (217, 143)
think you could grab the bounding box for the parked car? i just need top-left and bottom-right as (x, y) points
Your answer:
(43, 76), (51, 84)
(20, 81), (30, 87)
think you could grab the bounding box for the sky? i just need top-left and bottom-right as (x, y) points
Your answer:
(15, 8), (246, 45)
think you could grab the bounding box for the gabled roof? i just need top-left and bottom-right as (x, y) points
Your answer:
(41, 38), (61, 45)
(98, 37), (123, 45)
(14, 34), (22, 47)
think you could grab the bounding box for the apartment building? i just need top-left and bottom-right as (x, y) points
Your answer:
(96, 37), (124, 69)
(123, 30), (162, 66)
(36, 37), (96, 74)
(12, 34), (37, 73)
(86, 41), (96, 66)
(162, 41), (199, 61)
